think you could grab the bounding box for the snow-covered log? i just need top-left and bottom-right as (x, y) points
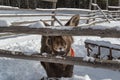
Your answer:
(0, 49), (120, 70)
(0, 26), (120, 38)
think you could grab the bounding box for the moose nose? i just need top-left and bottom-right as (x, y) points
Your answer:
(59, 48), (62, 50)
(59, 47), (64, 51)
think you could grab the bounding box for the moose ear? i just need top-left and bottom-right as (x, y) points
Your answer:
(65, 14), (80, 27)
(46, 36), (52, 47)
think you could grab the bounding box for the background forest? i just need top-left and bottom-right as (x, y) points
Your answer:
(0, 0), (119, 9)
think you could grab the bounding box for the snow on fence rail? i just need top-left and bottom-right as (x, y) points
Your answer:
(108, 6), (120, 9)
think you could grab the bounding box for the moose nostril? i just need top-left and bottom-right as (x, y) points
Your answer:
(60, 48), (65, 51)
(59, 48), (62, 50)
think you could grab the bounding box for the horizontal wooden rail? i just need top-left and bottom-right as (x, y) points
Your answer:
(0, 49), (120, 70)
(0, 26), (120, 37)
(92, 10), (108, 13)
(0, 14), (54, 17)
(0, 8), (91, 14)
(108, 6), (120, 9)
(0, 14), (89, 19)
(109, 11), (120, 13)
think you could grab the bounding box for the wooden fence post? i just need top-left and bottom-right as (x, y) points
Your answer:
(51, 11), (55, 26)
(109, 49), (113, 60)
(98, 46), (101, 59)
(51, 0), (57, 26)
(26, 0), (29, 8)
(41, 0), (58, 26)
(94, 0), (97, 10)
(119, 0), (120, 6)
(106, 0), (108, 10)
(89, 0), (92, 10)
(52, 2), (57, 8)
(86, 44), (90, 56)
(41, 0), (58, 8)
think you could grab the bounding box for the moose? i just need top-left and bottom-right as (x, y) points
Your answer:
(40, 14), (80, 78)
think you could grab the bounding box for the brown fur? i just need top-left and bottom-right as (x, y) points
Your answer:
(45, 36), (73, 56)
(40, 14), (80, 78)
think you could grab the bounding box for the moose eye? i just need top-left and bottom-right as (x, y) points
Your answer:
(63, 43), (66, 46)
(64, 45), (67, 48)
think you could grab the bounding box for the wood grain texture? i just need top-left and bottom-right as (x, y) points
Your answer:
(0, 26), (120, 38)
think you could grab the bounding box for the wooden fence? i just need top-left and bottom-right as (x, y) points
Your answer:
(0, 8), (91, 26)
(0, 25), (120, 70)
(85, 40), (120, 60)
(1, 7), (117, 26)
(88, 3), (120, 24)
(0, 8), (120, 70)
(0, 7), (119, 26)
(108, 6), (120, 20)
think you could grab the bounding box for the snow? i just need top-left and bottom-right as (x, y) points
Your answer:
(28, 21), (73, 30)
(49, 26), (73, 30)
(0, 20), (11, 27)
(73, 75), (91, 80)
(113, 59), (120, 63)
(0, 35), (41, 55)
(57, 8), (91, 12)
(82, 21), (120, 31)
(0, 5), (19, 9)
(56, 56), (63, 59)
(29, 21), (46, 28)
(41, 53), (48, 57)
(83, 56), (95, 62)
(0, 35), (120, 80)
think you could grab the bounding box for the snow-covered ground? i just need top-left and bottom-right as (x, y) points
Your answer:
(83, 21), (120, 31)
(0, 35), (120, 80)
(0, 6), (120, 80)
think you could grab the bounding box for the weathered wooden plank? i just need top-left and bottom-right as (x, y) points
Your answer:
(0, 26), (120, 38)
(0, 49), (120, 70)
